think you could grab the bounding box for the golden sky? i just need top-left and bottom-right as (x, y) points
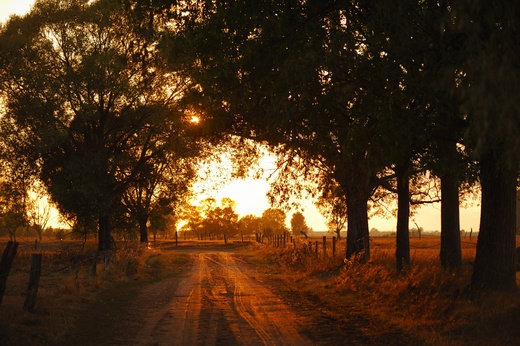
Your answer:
(0, 0), (34, 23)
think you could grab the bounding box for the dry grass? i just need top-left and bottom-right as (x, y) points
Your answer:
(239, 235), (520, 345)
(0, 238), (189, 345)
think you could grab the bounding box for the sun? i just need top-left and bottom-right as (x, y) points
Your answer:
(190, 115), (201, 124)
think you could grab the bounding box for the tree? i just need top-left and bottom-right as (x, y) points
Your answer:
(0, 182), (28, 242)
(27, 187), (52, 242)
(122, 154), (196, 243)
(181, 203), (205, 239)
(290, 211), (309, 237)
(238, 214), (262, 236)
(315, 183), (347, 240)
(444, 0), (520, 292)
(0, 0), (194, 252)
(201, 198), (239, 242)
(261, 208), (288, 237)
(165, 1), (386, 261)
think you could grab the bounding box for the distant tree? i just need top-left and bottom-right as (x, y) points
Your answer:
(202, 198), (239, 243)
(181, 204), (205, 239)
(27, 184), (52, 242)
(315, 184), (347, 240)
(0, 182), (28, 242)
(238, 215), (263, 237)
(290, 212), (309, 238)
(261, 208), (288, 237)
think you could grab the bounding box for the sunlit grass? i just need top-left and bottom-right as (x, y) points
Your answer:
(240, 236), (520, 345)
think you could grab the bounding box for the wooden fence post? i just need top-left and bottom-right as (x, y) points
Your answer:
(91, 251), (98, 277)
(24, 254), (42, 312)
(175, 231), (178, 247)
(323, 236), (327, 256)
(315, 241), (319, 257)
(332, 237), (336, 256)
(0, 241), (19, 307)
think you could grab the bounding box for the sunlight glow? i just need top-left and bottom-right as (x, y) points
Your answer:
(0, 0), (35, 23)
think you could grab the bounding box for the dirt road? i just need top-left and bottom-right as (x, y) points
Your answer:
(111, 249), (313, 346)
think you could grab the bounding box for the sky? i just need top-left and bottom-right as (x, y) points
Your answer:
(0, 0), (34, 23)
(209, 174), (481, 233)
(0, 1), (482, 233)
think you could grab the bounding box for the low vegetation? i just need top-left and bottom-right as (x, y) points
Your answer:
(0, 238), (190, 345)
(238, 236), (520, 345)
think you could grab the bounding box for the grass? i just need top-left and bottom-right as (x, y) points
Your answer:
(0, 238), (190, 346)
(237, 236), (520, 345)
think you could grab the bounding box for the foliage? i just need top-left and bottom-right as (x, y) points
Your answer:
(0, 0), (199, 251)
(238, 214), (262, 236)
(290, 211), (309, 237)
(0, 182), (28, 241)
(261, 208), (288, 236)
(201, 197), (239, 239)
(315, 183), (347, 239)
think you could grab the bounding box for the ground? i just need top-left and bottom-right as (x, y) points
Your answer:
(60, 243), (418, 346)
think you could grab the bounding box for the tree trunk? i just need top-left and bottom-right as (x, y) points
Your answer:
(139, 215), (149, 243)
(471, 150), (517, 292)
(0, 241), (19, 307)
(438, 138), (462, 272)
(340, 157), (373, 262)
(98, 215), (112, 252)
(395, 162), (410, 272)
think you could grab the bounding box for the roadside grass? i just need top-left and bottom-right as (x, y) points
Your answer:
(0, 238), (190, 346)
(238, 236), (520, 345)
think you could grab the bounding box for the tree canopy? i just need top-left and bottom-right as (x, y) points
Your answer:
(0, 0), (201, 250)
(0, 0), (517, 292)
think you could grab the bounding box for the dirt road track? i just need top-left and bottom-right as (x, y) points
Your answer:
(113, 250), (312, 346)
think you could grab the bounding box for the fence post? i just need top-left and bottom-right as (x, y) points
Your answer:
(175, 231), (178, 247)
(91, 251), (98, 276)
(24, 254), (42, 312)
(0, 241), (19, 307)
(315, 241), (319, 257)
(323, 236), (327, 256)
(332, 237), (336, 256)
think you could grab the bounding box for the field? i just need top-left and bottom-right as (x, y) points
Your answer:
(0, 235), (519, 345)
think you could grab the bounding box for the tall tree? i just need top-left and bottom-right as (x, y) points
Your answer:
(164, 1), (389, 261)
(450, 0), (520, 291)
(0, 0), (193, 251)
